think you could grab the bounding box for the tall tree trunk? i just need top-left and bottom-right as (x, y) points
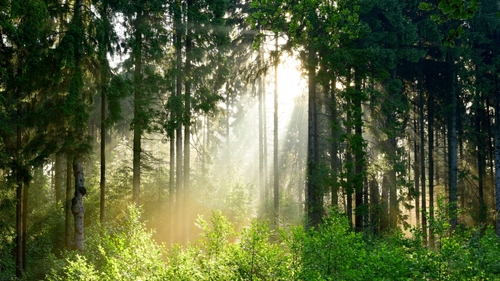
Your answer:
(258, 54), (265, 204)
(132, 9), (144, 207)
(72, 163), (86, 250)
(428, 85), (435, 246)
(100, 69), (106, 226)
(414, 118), (420, 226)
(419, 61), (427, 242)
(71, 0), (87, 251)
(354, 68), (365, 232)
(15, 107), (24, 277)
(174, 0), (183, 240)
(184, 0), (193, 240)
(493, 29), (500, 237)
(169, 135), (175, 244)
(476, 97), (487, 223)
(448, 60), (458, 232)
(330, 79), (340, 207)
(65, 155), (72, 249)
(306, 45), (321, 228)
(273, 34), (279, 225)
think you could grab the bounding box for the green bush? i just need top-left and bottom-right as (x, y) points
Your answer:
(46, 206), (166, 281)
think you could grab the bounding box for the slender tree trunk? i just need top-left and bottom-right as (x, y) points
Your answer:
(306, 45), (321, 228)
(476, 98), (487, 223)
(414, 118), (420, 226)
(169, 136), (175, 244)
(15, 116), (24, 277)
(184, 1), (192, 240)
(259, 58), (265, 204)
(354, 68), (365, 232)
(72, 163), (86, 250)
(419, 61), (427, 242)
(448, 61), (458, 232)
(132, 9), (144, 207)
(273, 35), (279, 225)
(493, 29), (500, 237)
(428, 86), (435, 246)
(100, 72), (106, 225)
(330, 79), (340, 207)
(65, 155), (72, 249)
(263, 75), (269, 204)
(175, 0), (183, 240)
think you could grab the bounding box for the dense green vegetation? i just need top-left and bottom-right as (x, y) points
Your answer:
(2, 0), (500, 279)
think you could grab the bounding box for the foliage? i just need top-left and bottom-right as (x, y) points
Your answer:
(46, 206), (166, 281)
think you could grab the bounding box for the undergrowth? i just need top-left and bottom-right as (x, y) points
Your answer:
(40, 206), (500, 281)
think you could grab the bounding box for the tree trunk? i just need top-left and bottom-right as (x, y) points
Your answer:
(448, 61), (458, 232)
(169, 135), (175, 244)
(419, 61), (427, 242)
(428, 85), (435, 246)
(330, 79), (340, 207)
(174, 0), (183, 240)
(306, 45), (322, 228)
(184, 0), (192, 240)
(354, 68), (365, 232)
(132, 9), (144, 207)
(259, 54), (265, 204)
(414, 117), (420, 226)
(273, 34), (279, 225)
(476, 97), (487, 223)
(493, 30), (500, 237)
(100, 71), (106, 225)
(65, 155), (72, 249)
(72, 163), (86, 250)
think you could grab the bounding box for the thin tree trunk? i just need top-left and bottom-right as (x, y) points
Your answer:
(259, 59), (265, 204)
(476, 98), (487, 223)
(169, 136), (175, 244)
(330, 79), (340, 207)
(65, 155), (72, 249)
(100, 72), (106, 225)
(184, 0), (192, 240)
(273, 34), (279, 225)
(493, 29), (500, 237)
(428, 85), (435, 247)
(72, 163), (86, 250)
(419, 61), (427, 242)
(175, 0), (183, 240)
(306, 45), (321, 228)
(132, 9), (144, 207)
(354, 68), (365, 232)
(414, 118), (420, 226)
(448, 61), (458, 232)
(15, 117), (23, 277)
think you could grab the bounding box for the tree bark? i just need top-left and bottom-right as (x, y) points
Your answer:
(100, 70), (106, 225)
(174, 0), (183, 240)
(419, 61), (427, 242)
(65, 155), (72, 249)
(132, 9), (144, 207)
(330, 78), (340, 207)
(184, 0), (193, 240)
(72, 163), (86, 250)
(306, 45), (322, 228)
(448, 61), (458, 232)
(494, 30), (500, 237)
(273, 34), (279, 225)
(428, 84), (434, 246)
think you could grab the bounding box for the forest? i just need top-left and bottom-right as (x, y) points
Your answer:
(1, 0), (500, 280)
